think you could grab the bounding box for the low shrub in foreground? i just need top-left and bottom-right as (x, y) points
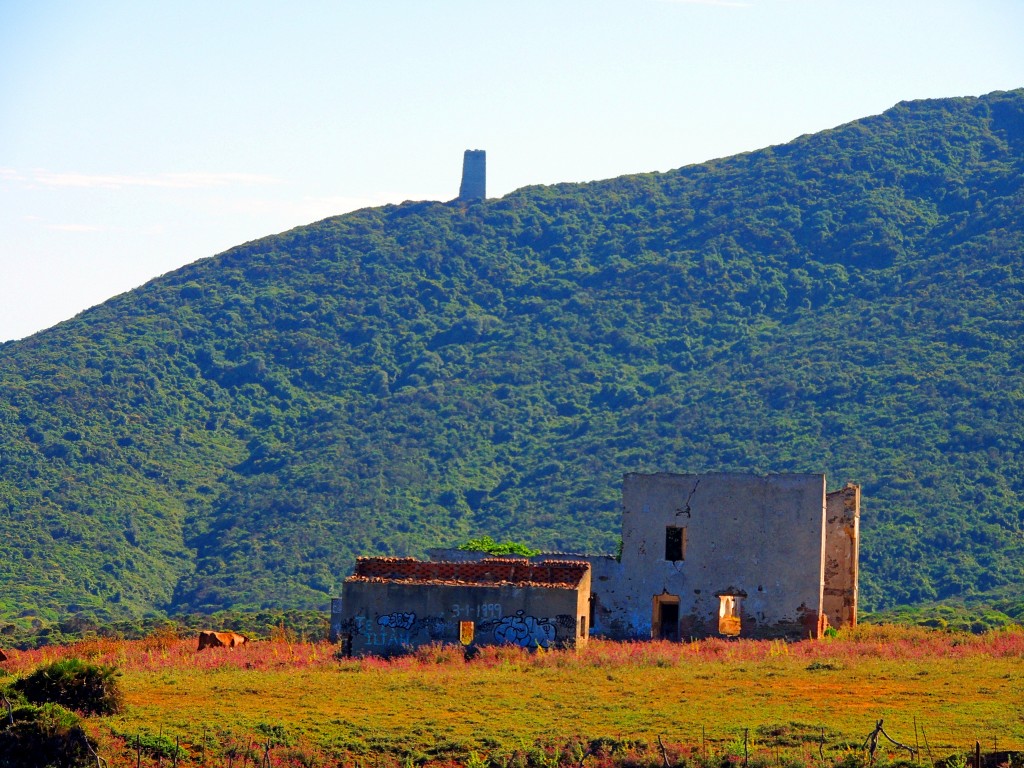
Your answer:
(0, 702), (96, 768)
(12, 657), (123, 715)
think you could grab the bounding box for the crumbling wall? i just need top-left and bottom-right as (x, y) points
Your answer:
(426, 548), (632, 640)
(822, 483), (860, 629)
(616, 472), (828, 641)
(583, 556), (633, 639)
(336, 559), (590, 656)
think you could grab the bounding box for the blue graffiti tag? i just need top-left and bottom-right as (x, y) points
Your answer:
(493, 612), (557, 648)
(377, 612), (416, 630)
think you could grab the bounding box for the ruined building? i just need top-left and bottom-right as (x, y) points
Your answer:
(332, 472), (860, 653)
(594, 473), (860, 640)
(335, 557), (590, 656)
(458, 149), (486, 200)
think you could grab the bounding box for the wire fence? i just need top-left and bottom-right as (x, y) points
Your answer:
(664, 721), (1024, 765)
(99, 721), (1024, 768)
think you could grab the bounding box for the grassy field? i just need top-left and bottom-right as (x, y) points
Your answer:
(2, 625), (1022, 767)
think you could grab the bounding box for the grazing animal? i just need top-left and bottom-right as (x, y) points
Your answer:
(197, 631), (249, 650)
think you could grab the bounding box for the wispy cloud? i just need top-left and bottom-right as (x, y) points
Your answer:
(2, 168), (279, 190)
(47, 223), (105, 233)
(657, 0), (753, 7)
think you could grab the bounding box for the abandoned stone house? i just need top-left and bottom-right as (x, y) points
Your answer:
(335, 557), (591, 656)
(596, 472), (860, 640)
(332, 472), (860, 653)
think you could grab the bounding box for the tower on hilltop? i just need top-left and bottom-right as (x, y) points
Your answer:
(458, 149), (486, 201)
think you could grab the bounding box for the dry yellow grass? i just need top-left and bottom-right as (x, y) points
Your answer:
(5, 627), (1022, 765)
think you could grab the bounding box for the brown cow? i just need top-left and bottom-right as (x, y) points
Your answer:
(197, 631), (249, 650)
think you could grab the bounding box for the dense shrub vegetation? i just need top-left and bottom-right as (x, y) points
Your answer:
(12, 658), (123, 715)
(0, 660), (114, 767)
(1, 89), (1023, 631)
(0, 703), (94, 768)
(457, 536), (541, 557)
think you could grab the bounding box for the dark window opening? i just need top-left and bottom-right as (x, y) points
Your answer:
(665, 526), (686, 561)
(579, 616), (587, 638)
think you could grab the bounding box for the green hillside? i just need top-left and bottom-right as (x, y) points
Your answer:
(2, 89), (1023, 632)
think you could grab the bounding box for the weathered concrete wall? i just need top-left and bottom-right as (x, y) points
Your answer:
(458, 149), (486, 200)
(585, 555), (631, 639)
(338, 577), (589, 656)
(822, 483), (860, 629)
(425, 548), (631, 640)
(617, 472), (828, 640)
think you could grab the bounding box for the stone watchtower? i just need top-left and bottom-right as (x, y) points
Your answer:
(458, 149), (486, 201)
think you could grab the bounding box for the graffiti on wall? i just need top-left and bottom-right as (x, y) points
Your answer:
(347, 615), (412, 648)
(420, 616), (448, 640)
(493, 612), (557, 648)
(377, 612), (416, 630)
(344, 604), (576, 651)
(346, 613), (451, 648)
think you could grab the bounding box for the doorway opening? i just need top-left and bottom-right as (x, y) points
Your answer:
(718, 594), (741, 637)
(652, 593), (680, 641)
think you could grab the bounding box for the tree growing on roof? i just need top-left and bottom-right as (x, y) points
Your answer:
(457, 536), (540, 558)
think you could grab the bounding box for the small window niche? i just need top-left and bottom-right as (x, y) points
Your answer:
(665, 526), (687, 561)
(718, 595), (742, 637)
(579, 615), (587, 638)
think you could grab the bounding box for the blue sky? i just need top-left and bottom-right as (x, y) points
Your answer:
(2, 1), (1022, 342)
